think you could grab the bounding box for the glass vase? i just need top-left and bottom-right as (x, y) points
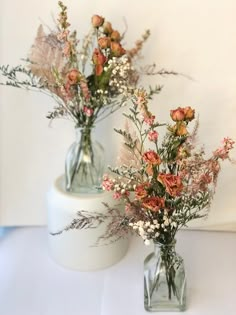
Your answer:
(65, 127), (105, 194)
(144, 240), (186, 312)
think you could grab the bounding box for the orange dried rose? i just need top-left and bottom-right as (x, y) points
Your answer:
(142, 196), (165, 212)
(143, 150), (161, 165)
(135, 183), (150, 200)
(170, 107), (185, 121)
(158, 173), (183, 197)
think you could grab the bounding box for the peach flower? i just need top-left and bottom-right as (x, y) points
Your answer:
(103, 21), (113, 35)
(158, 173), (183, 197)
(110, 30), (121, 42)
(110, 42), (126, 57)
(98, 37), (111, 49)
(91, 15), (104, 28)
(183, 106), (195, 121)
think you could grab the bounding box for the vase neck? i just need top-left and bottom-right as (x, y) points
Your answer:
(153, 240), (176, 256)
(75, 127), (93, 143)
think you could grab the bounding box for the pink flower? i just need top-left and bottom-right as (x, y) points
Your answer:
(200, 173), (212, 185)
(113, 192), (122, 199)
(148, 130), (158, 142)
(213, 148), (228, 160)
(213, 137), (235, 160)
(223, 137), (235, 150)
(158, 173), (183, 197)
(144, 115), (155, 126)
(102, 175), (114, 191)
(83, 106), (94, 117)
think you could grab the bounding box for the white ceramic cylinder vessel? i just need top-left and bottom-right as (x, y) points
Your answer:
(47, 176), (129, 271)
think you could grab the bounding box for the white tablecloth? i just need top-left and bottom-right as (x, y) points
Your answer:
(0, 227), (235, 315)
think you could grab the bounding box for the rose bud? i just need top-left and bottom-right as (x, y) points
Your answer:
(110, 42), (126, 57)
(103, 21), (113, 35)
(98, 37), (111, 49)
(170, 107), (185, 121)
(110, 30), (121, 42)
(184, 106), (195, 121)
(91, 15), (104, 28)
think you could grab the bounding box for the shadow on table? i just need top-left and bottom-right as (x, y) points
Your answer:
(0, 227), (16, 239)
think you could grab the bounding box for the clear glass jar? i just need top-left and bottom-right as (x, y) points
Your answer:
(65, 127), (105, 193)
(144, 240), (187, 312)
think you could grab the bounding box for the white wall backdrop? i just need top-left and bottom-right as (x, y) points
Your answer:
(0, 0), (236, 228)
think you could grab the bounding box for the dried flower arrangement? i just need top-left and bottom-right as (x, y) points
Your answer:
(50, 87), (234, 309)
(52, 88), (235, 244)
(0, 1), (179, 193)
(0, 1), (175, 129)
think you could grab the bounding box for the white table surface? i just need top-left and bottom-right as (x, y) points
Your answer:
(0, 227), (235, 315)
